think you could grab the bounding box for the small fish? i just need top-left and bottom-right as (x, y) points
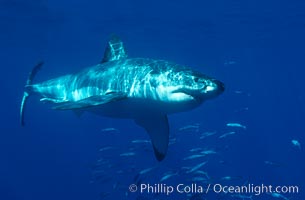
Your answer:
(99, 146), (116, 152)
(191, 177), (208, 182)
(264, 160), (282, 167)
(139, 167), (155, 175)
(233, 90), (251, 96)
(234, 90), (244, 94)
(113, 181), (119, 190)
(224, 60), (237, 66)
(181, 166), (191, 171)
(291, 139), (301, 150)
(221, 176), (242, 181)
(194, 170), (210, 179)
(169, 138), (177, 145)
(199, 131), (216, 139)
(119, 152), (136, 157)
(160, 173), (177, 182)
(179, 124), (200, 132)
(101, 127), (120, 133)
(192, 171), (210, 181)
(186, 161), (208, 173)
(219, 131), (236, 139)
(267, 192), (289, 200)
(131, 139), (151, 144)
(200, 150), (217, 155)
(219, 160), (227, 165)
(226, 123), (247, 129)
(183, 154), (206, 160)
(189, 148), (203, 152)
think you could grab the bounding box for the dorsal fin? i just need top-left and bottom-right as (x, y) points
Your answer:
(101, 35), (127, 63)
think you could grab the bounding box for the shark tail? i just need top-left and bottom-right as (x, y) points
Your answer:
(20, 61), (44, 126)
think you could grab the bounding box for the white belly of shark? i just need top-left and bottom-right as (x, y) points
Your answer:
(20, 36), (224, 161)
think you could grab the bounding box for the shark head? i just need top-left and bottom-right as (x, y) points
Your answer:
(156, 68), (224, 104)
(178, 73), (225, 101)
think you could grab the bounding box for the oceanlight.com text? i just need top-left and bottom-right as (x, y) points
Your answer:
(213, 183), (299, 196)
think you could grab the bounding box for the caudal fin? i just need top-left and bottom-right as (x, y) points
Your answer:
(20, 62), (43, 126)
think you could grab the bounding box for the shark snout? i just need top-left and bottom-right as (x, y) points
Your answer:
(214, 80), (225, 93)
(201, 79), (225, 99)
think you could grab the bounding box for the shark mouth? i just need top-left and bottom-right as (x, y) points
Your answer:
(171, 88), (202, 101)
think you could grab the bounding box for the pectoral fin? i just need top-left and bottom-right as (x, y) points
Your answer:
(53, 92), (127, 110)
(135, 114), (169, 161)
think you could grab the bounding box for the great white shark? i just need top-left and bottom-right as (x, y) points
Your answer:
(20, 36), (224, 161)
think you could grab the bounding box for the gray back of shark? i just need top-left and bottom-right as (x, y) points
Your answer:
(20, 36), (224, 161)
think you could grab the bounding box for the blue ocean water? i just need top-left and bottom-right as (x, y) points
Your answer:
(0, 0), (304, 199)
